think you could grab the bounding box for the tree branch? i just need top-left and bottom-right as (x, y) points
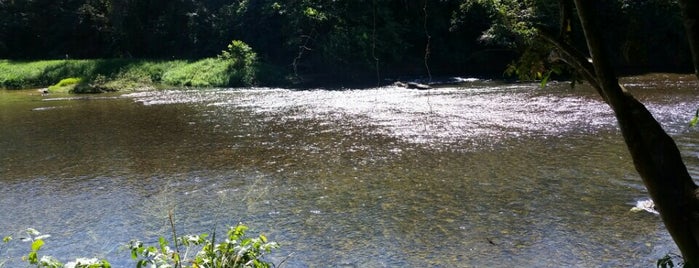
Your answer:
(536, 28), (605, 101)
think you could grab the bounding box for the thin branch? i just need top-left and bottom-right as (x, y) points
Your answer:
(423, 0), (432, 82)
(372, 0), (380, 87)
(536, 28), (606, 102)
(168, 209), (181, 268)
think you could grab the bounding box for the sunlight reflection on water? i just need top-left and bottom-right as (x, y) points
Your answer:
(2, 77), (698, 267)
(126, 82), (619, 148)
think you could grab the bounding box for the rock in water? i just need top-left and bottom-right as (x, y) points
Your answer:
(406, 82), (431, 90)
(393, 81), (431, 90)
(630, 199), (659, 215)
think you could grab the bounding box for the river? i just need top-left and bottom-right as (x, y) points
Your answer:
(1, 74), (698, 267)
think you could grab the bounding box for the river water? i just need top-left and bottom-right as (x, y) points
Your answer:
(1, 74), (698, 267)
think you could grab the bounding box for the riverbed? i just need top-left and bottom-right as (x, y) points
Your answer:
(1, 74), (697, 267)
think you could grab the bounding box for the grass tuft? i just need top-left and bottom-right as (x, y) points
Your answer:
(47, 77), (82, 93)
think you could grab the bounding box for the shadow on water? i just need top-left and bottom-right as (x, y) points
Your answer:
(0, 75), (697, 267)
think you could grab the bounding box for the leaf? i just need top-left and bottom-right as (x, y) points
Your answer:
(158, 236), (168, 253)
(690, 116), (698, 127)
(31, 239), (44, 252)
(28, 251), (38, 264)
(540, 70), (552, 88)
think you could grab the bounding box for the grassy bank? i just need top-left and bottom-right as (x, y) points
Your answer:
(0, 57), (268, 93)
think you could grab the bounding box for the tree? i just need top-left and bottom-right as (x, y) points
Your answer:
(462, 0), (699, 265)
(567, 0), (699, 265)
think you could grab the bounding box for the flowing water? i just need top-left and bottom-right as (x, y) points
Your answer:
(1, 74), (698, 267)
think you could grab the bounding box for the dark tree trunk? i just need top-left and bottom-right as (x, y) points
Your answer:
(570, 0), (699, 266)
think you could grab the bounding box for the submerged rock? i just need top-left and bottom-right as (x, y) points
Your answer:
(630, 199), (659, 215)
(393, 81), (431, 90)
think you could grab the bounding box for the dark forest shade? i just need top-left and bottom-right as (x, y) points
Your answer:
(0, 0), (692, 82)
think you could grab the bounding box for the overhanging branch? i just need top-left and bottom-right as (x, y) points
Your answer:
(535, 28), (607, 102)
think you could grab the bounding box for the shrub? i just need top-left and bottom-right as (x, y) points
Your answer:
(129, 224), (279, 268)
(218, 40), (258, 86)
(47, 77), (83, 93)
(1, 224), (279, 268)
(1, 228), (111, 268)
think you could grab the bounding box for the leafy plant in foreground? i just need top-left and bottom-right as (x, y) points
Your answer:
(689, 108), (699, 127)
(128, 223), (279, 268)
(7, 228), (111, 268)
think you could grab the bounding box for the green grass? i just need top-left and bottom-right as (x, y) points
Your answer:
(0, 58), (262, 92)
(162, 58), (233, 87)
(47, 77), (82, 93)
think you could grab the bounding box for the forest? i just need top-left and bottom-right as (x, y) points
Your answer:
(0, 0), (693, 85)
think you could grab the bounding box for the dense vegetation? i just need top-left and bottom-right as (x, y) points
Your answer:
(0, 40), (261, 92)
(0, 0), (692, 88)
(2, 225), (279, 268)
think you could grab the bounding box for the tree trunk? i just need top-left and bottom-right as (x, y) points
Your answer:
(572, 0), (699, 266)
(679, 0), (699, 79)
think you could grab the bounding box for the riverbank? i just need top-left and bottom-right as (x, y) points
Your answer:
(0, 58), (464, 92)
(0, 58), (274, 93)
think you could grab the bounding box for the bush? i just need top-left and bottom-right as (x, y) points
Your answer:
(47, 77), (82, 93)
(218, 40), (258, 86)
(1, 224), (279, 268)
(129, 224), (279, 268)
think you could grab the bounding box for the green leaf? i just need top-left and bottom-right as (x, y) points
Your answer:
(31, 239), (44, 252)
(28, 251), (38, 264)
(540, 70), (552, 88)
(158, 236), (168, 253)
(691, 108), (699, 127)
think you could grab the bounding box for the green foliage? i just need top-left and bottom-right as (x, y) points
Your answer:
(0, 0), (691, 84)
(457, 0), (539, 48)
(162, 58), (233, 87)
(82, 60), (188, 92)
(159, 41), (259, 88)
(2, 228), (112, 268)
(218, 40), (258, 86)
(0, 235), (10, 268)
(2, 225), (277, 268)
(690, 108), (699, 127)
(0, 60), (68, 89)
(47, 77), (83, 93)
(128, 224), (279, 268)
(0, 58), (261, 91)
(54, 77), (82, 87)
